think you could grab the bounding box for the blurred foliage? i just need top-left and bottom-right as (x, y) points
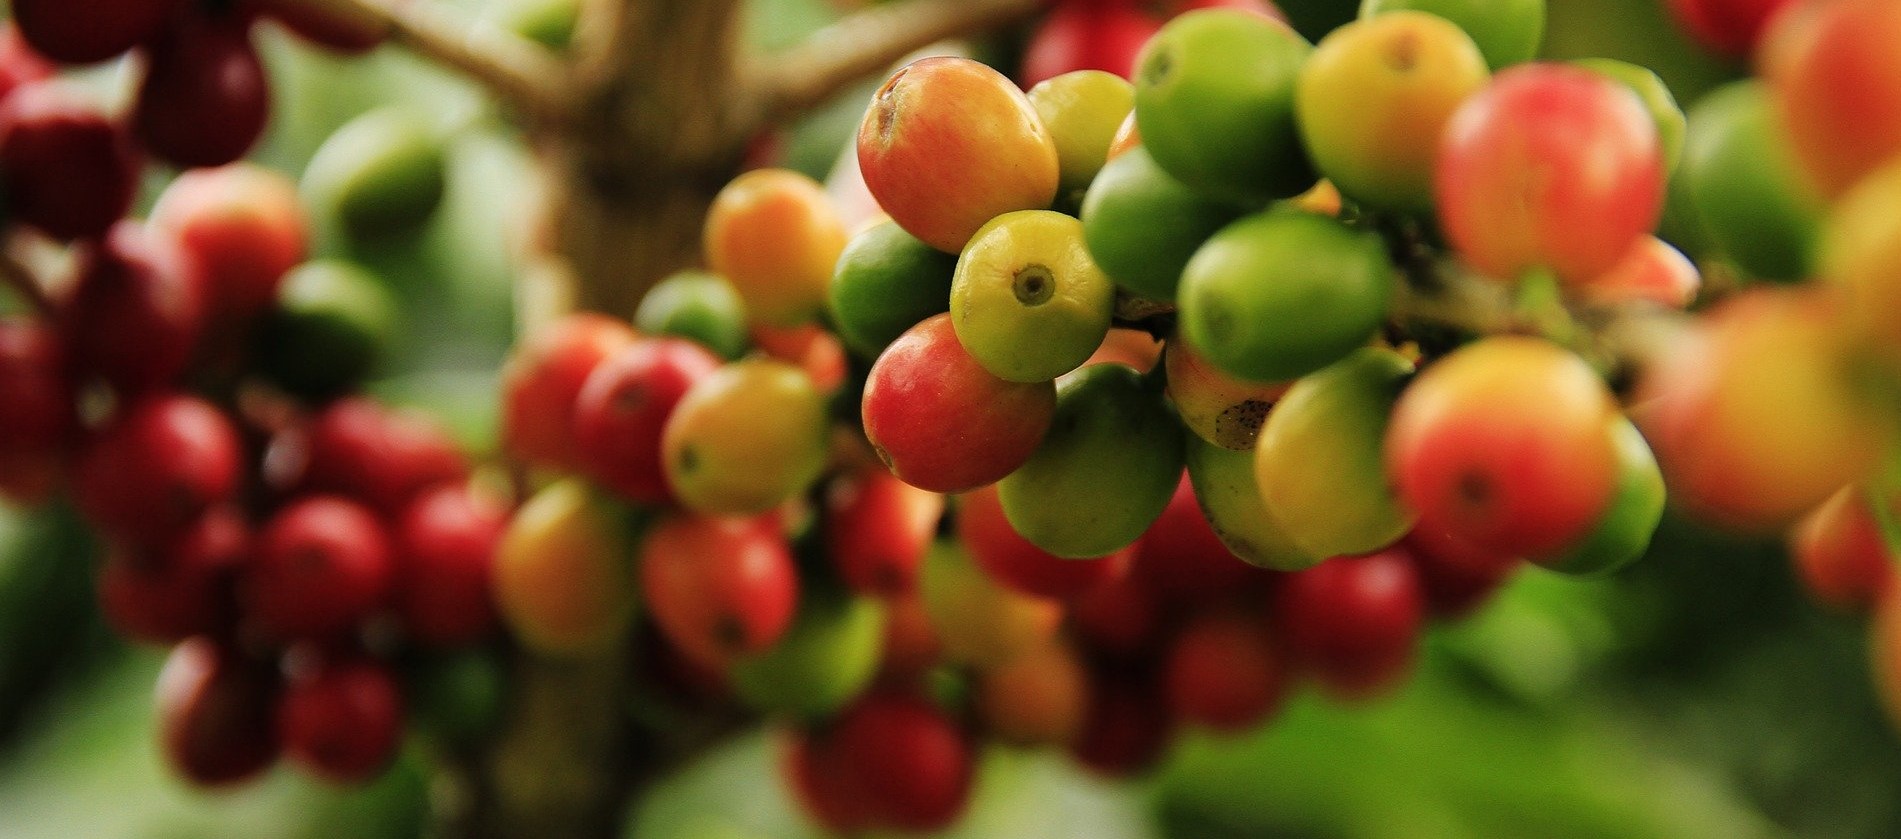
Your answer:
(0, 1), (1894, 838)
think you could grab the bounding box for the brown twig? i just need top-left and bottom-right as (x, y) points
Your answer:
(751, 0), (1044, 123)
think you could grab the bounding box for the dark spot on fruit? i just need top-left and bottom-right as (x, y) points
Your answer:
(294, 546), (329, 576)
(1141, 45), (1175, 89)
(712, 613), (747, 652)
(872, 69), (906, 146)
(1214, 399), (1273, 449)
(612, 383), (649, 415)
(1385, 29), (1420, 73)
(677, 445), (699, 474)
(1013, 264), (1056, 306)
(1456, 470), (1492, 508)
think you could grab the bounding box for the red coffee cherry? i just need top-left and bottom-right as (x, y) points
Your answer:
(277, 650), (404, 784)
(1403, 527), (1521, 620)
(959, 483), (1132, 599)
(64, 221), (207, 395)
(502, 313), (639, 471)
(1273, 550), (1425, 700)
(1789, 487), (1898, 613)
(393, 486), (505, 647)
(827, 690), (975, 832)
(244, 496), (395, 641)
(75, 395), (242, 547)
(266, 397), (469, 513)
(1071, 675), (1173, 778)
(149, 163), (310, 331)
(826, 468), (944, 597)
(640, 513), (800, 668)
(783, 728), (877, 835)
(155, 637), (280, 787)
(1020, 0), (1160, 88)
(0, 82), (140, 240)
(1135, 472), (1268, 605)
(98, 507), (248, 644)
(571, 337), (722, 504)
(1164, 609), (1288, 733)
(14, 0), (179, 64)
(0, 319), (75, 458)
(134, 12), (270, 168)
(1067, 569), (1165, 659)
(0, 24), (56, 102)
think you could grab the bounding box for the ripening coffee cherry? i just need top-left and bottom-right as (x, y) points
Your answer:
(1256, 347), (1417, 560)
(1572, 58), (1686, 175)
(150, 164), (310, 330)
(857, 56), (1061, 253)
(750, 322), (848, 395)
(98, 507), (247, 644)
(65, 222), (206, 395)
(1070, 676), (1173, 778)
(0, 83), (141, 240)
(1387, 336), (1621, 558)
(1179, 209), (1391, 383)
(827, 221), (957, 360)
(1068, 569), (1165, 659)
(303, 108), (448, 241)
(1274, 549), (1424, 700)
(14, 0), (178, 64)
(1081, 144), (1242, 302)
(640, 513), (799, 668)
(1360, 0), (1544, 70)
(1027, 70), (1136, 207)
(1020, 1), (1158, 89)
(1771, 0), (1901, 200)
(493, 480), (637, 656)
(244, 496), (395, 641)
(1436, 64), (1664, 286)
(951, 209), (1116, 383)
(920, 541), (1062, 668)
(156, 637), (280, 787)
(134, 13), (270, 169)
(1165, 610), (1288, 733)
(635, 270), (749, 361)
(393, 486), (505, 648)
(0, 320), (75, 462)
(266, 397), (469, 513)
(1136, 472), (1269, 603)
(246, 0), (386, 53)
(959, 483), (1133, 599)
(1134, 10), (1314, 206)
(1681, 81), (1821, 282)
(572, 337), (722, 505)
(1789, 487), (1898, 613)
(501, 313), (638, 470)
(1163, 333), (1289, 452)
(731, 587), (884, 720)
(1823, 161), (1901, 370)
(1185, 436), (1319, 571)
(975, 637), (1088, 747)
(1295, 11), (1489, 214)
(998, 363), (1185, 558)
(829, 691), (975, 833)
(1667, 0), (1794, 57)
(704, 169), (847, 327)
(877, 592), (944, 682)
(863, 314), (1057, 494)
(661, 359), (829, 515)
(825, 469), (944, 597)
(1577, 236), (1700, 310)
(784, 727), (877, 835)
(256, 260), (397, 399)
(76, 395), (242, 547)
(1533, 416), (1665, 577)
(1403, 528), (1519, 620)
(277, 652), (404, 783)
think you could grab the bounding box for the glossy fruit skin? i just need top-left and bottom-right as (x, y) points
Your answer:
(920, 541), (1062, 668)
(266, 398), (468, 513)
(1436, 64), (1664, 286)
(862, 314), (1057, 494)
(493, 480), (637, 656)
(278, 652), (404, 783)
(0, 320), (75, 464)
(704, 168), (848, 327)
(1027, 69), (1137, 206)
(959, 483), (1133, 599)
(1387, 336), (1620, 558)
(65, 222), (206, 396)
(1274, 549), (1424, 699)
(501, 313), (638, 471)
(394, 486), (505, 647)
(951, 210), (1116, 383)
(1681, 81), (1820, 282)
(134, 13), (270, 168)
(150, 163), (310, 332)
(634, 270), (749, 361)
(1185, 434), (1319, 570)
(1773, 0), (1901, 200)
(98, 508), (246, 644)
(0, 82), (140, 240)
(1578, 236), (1700, 309)
(1165, 610), (1287, 732)
(303, 108), (447, 241)
(572, 338), (722, 505)
(156, 637), (280, 787)
(1790, 487), (1897, 613)
(976, 636), (1087, 747)
(998, 364), (1185, 558)
(826, 469), (944, 597)
(1179, 209), (1391, 382)
(1295, 11), (1489, 213)
(1080, 145), (1242, 302)
(76, 395), (242, 547)
(857, 56), (1061, 253)
(256, 260), (397, 399)
(1020, 1), (1159, 89)
(1256, 347), (1417, 559)
(641, 513), (799, 668)
(1134, 10), (1314, 206)
(1534, 416), (1665, 577)
(1360, 0), (1544, 70)
(731, 588), (884, 720)
(14, 0), (179, 64)
(827, 221), (957, 360)
(661, 359), (829, 515)
(245, 496), (395, 641)
(1572, 58), (1686, 176)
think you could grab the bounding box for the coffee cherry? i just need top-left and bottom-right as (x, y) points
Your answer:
(155, 637), (280, 787)
(493, 480), (637, 656)
(749, 322), (848, 395)
(920, 541), (1062, 668)
(501, 313), (638, 471)
(394, 486), (505, 647)
(858, 56), (1061, 253)
(150, 164), (309, 331)
(1789, 487), (1897, 613)
(0, 25), (54, 101)
(572, 337), (721, 505)
(1572, 58), (1686, 175)
(1071, 676), (1172, 777)
(1534, 416), (1665, 576)
(1823, 160), (1901, 370)
(1069, 570), (1166, 659)
(784, 727), (877, 835)
(266, 397), (468, 512)
(959, 483), (1133, 599)
(1136, 472), (1270, 603)
(1361, 0), (1544, 70)
(1164, 610), (1288, 732)
(1185, 435), (1319, 570)
(1403, 528), (1519, 620)
(975, 636), (1088, 747)
(1020, 1), (1158, 89)
(0, 320), (75, 461)
(0, 83), (141, 240)
(1436, 64), (1664, 286)
(1668, 0), (1795, 57)
(1387, 336), (1620, 558)
(98, 508), (247, 644)
(703, 168), (847, 327)
(76, 395), (242, 547)
(1274, 549), (1424, 699)
(661, 359), (828, 515)
(951, 210), (1115, 383)
(1771, 0), (1901, 200)
(826, 691), (975, 832)
(1682, 80), (1821, 282)
(14, 0), (179, 64)
(245, 496), (395, 641)
(1162, 339), (1287, 452)
(1578, 236), (1700, 310)
(825, 469), (944, 597)
(278, 651), (404, 783)
(827, 221), (957, 360)
(635, 270), (749, 361)
(303, 107), (448, 241)
(640, 513), (799, 668)
(256, 260), (397, 399)
(1027, 69), (1136, 206)
(862, 314), (1057, 494)
(1080, 144), (1243, 302)
(64, 222), (206, 395)
(877, 593), (944, 682)
(134, 12), (271, 169)
(731, 588), (884, 720)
